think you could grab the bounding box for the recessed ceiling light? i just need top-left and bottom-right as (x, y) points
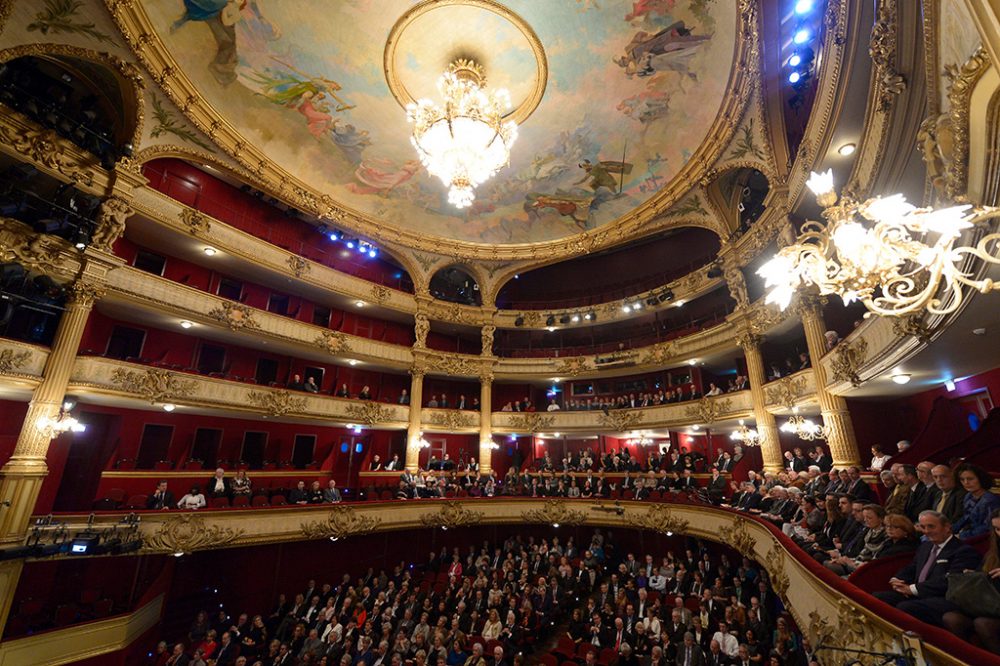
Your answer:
(692, 425), (700, 431)
(676, 300), (685, 307)
(348, 359), (359, 366)
(688, 359), (697, 366)
(203, 247), (218, 256)
(355, 300), (365, 308)
(838, 143), (857, 156)
(162, 404), (176, 412)
(180, 320), (193, 329)
(891, 373), (911, 385)
(546, 326), (556, 332)
(571, 315), (580, 323)
(944, 379), (956, 392)
(972, 327), (987, 336)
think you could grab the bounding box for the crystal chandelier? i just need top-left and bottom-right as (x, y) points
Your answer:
(758, 170), (1000, 317)
(406, 59), (517, 208)
(780, 415), (828, 441)
(625, 433), (655, 447)
(730, 420), (760, 446)
(36, 409), (86, 436)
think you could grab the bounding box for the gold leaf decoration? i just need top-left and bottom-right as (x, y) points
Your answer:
(91, 196), (131, 251)
(520, 312), (542, 327)
(764, 375), (807, 411)
(554, 356), (591, 377)
(597, 409), (644, 432)
(0, 218), (73, 278)
(830, 338), (868, 387)
(315, 330), (351, 355)
(891, 315), (933, 344)
(521, 500), (587, 526)
(419, 501), (484, 529)
(110, 367), (196, 404)
(0, 348), (31, 374)
(426, 410), (477, 430)
(142, 514), (245, 553)
(287, 255), (310, 278)
(683, 396), (733, 425)
(247, 389), (307, 417)
(624, 504), (691, 534)
(807, 600), (897, 666)
(179, 208), (211, 234)
(762, 540), (790, 598)
(370, 284), (391, 305)
(0, 122), (95, 187)
(639, 341), (676, 367)
(508, 413), (555, 433)
(300, 506), (381, 540)
(345, 402), (393, 426)
(208, 301), (260, 331)
(426, 353), (480, 377)
(718, 518), (756, 557)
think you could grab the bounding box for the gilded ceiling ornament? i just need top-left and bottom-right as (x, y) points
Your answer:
(286, 255), (310, 278)
(419, 501), (484, 529)
(90, 196), (132, 251)
(508, 413), (555, 434)
(300, 505), (381, 540)
(943, 47), (991, 202)
(762, 540), (790, 598)
(142, 514), (245, 554)
(247, 389), (307, 417)
(718, 518), (756, 557)
(868, 0), (904, 113)
(891, 315), (933, 345)
(764, 375), (807, 412)
(208, 301), (259, 331)
(426, 410), (477, 430)
(370, 284), (391, 305)
(521, 500), (587, 527)
(0, 123), (94, 187)
(554, 356), (591, 377)
(345, 402), (393, 427)
(683, 396), (732, 425)
(597, 409), (644, 432)
(624, 504), (691, 535)
(111, 367), (196, 404)
(314, 330), (351, 355)
(830, 338), (869, 387)
(639, 341), (676, 367)
(481, 324), (495, 357)
(0, 348), (31, 374)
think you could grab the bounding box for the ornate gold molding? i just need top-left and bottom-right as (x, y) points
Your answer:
(830, 338), (869, 387)
(764, 375), (807, 411)
(944, 46), (992, 201)
(91, 196), (132, 252)
(142, 514), (245, 553)
(638, 341), (677, 367)
(891, 315), (933, 344)
(247, 389), (307, 417)
(314, 330), (352, 355)
(345, 402), (394, 426)
(596, 409), (644, 432)
(0, 219), (75, 279)
(718, 518), (756, 557)
(300, 506), (382, 540)
(554, 356), (592, 377)
(426, 410), (477, 430)
(179, 208), (211, 234)
(0, 349), (30, 375)
(520, 500), (587, 527)
(419, 501), (483, 529)
(110, 367), (196, 404)
(807, 600), (899, 666)
(683, 396), (732, 425)
(869, 0), (905, 113)
(507, 413), (555, 433)
(208, 301), (259, 331)
(370, 284), (392, 305)
(624, 504), (691, 535)
(287, 255), (310, 278)
(67, 278), (107, 307)
(762, 539), (790, 598)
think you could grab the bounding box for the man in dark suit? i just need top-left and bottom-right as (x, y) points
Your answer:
(812, 446), (832, 472)
(706, 469), (727, 505)
(212, 631), (239, 665)
(146, 480), (175, 510)
(899, 464), (928, 522)
(205, 468), (230, 499)
(873, 510), (982, 626)
(676, 470), (697, 494)
(843, 467), (873, 502)
(674, 633), (704, 666)
(929, 464), (965, 525)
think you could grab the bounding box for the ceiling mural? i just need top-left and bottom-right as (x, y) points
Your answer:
(144, 0), (737, 245)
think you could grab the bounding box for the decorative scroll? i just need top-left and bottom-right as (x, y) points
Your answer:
(0, 348), (31, 374)
(554, 356), (591, 377)
(315, 330), (351, 355)
(287, 255), (310, 278)
(370, 284), (391, 305)
(110, 368), (196, 404)
(624, 504), (691, 535)
(419, 501), (483, 529)
(763, 540), (790, 598)
(507, 413), (555, 433)
(830, 338), (868, 387)
(521, 500), (587, 527)
(765, 375), (807, 411)
(300, 506), (381, 540)
(718, 518), (756, 558)
(208, 301), (260, 331)
(426, 410), (477, 430)
(247, 390), (306, 417)
(179, 208), (211, 234)
(597, 409), (644, 432)
(684, 396), (732, 425)
(142, 514), (245, 553)
(345, 402), (393, 426)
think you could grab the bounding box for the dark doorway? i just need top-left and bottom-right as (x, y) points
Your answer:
(292, 435), (316, 468)
(190, 428), (222, 468)
(52, 410), (119, 511)
(255, 358), (279, 386)
(106, 325), (145, 360)
(197, 344), (226, 375)
(241, 431), (267, 469)
(136, 424), (174, 469)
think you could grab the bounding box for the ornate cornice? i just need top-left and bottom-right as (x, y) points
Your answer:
(142, 514), (245, 554)
(507, 413), (555, 434)
(418, 501), (483, 529)
(110, 367), (195, 404)
(344, 402), (394, 427)
(247, 390), (307, 417)
(624, 504), (691, 535)
(830, 338), (869, 387)
(869, 0), (905, 113)
(683, 396), (733, 425)
(596, 409), (644, 432)
(426, 410), (477, 431)
(520, 500), (587, 527)
(944, 46), (992, 202)
(300, 506), (381, 540)
(207, 301), (259, 331)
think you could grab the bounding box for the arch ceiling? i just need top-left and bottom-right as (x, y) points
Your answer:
(137, 0), (740, 247)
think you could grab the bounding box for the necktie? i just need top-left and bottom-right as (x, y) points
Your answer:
(616, 631), (622, 651)
(936, 492), (948, 513)
(917, 545), (940, 583)
(685, 647), (692, 666)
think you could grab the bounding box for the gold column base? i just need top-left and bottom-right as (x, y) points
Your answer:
(0, 468), (47, 546)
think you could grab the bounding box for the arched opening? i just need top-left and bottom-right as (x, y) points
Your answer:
(430, 266), (481, 306)
(706, 167), (769, 238)
(0, 55), (136, 167)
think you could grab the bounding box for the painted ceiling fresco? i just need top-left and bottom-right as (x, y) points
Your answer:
(147, 0), (737, 245)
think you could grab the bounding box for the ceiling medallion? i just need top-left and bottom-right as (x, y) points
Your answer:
(406, 59), (517, 208)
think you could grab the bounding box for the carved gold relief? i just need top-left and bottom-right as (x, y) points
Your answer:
(344, 402), (393, 426)
(684, 396), (733, 425)
(596, 409), (644, 432)
(414, 312), (429, 348)
(0, 219), (74, 278)
(424, 353), (479, 377)
(419, 501), (484, 529)
(624, 504), (691, 535)
(891, 315), (933, 344)
(208, 301), (260, 331)
(521, 500), (587, 527)
(481, 324), (495, 357)
(0, 121), (95, 187)
(0, 348), (31, 374)
(869, 0), (904, 113)
(943, 47), (991, 202)
(300, 506), (381, 540)
(762, 540), (790, 598)
(830, 338), (868, 387)
(554, 356), (591, 377)
(179, 208), (211, 234)
(508, 413), (555, 433)
(426, 410), (477, 430)
(287, 255), (310, 278)
(91, 196), (132, 252)
(639, 341), (676, 367)
(718, 518), (756, 557)
(247, 390), (307, 417)
(110, 367), (196, 404)
(370, 284), (391, 305)
(142, 514), (245, 553)
(807, 600), (898, 666)
(315, 330), (351, 355)
(765, 375), (807, 411)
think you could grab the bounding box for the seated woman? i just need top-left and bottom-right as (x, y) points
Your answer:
(231, 469), (252, 497)
(878, 513), (921, 559)
(942, 508), (1000, 655)
(869, 444), (891, 472)
(953, 463), (1000, 539)
(358, 385), (373, 400)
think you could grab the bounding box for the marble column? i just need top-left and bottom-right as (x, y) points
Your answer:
(738, 331), (785, 474)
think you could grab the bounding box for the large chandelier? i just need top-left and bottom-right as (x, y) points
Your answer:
(730, 420), (760, 446)
(36, 409), (86, 436)
(758, 170), (1000, 317)
(780, 415), (828, 441)
(407, 59), (517, 208)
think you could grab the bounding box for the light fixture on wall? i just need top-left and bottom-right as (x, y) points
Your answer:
(36, 408), (86, 436)
(730, 420), (760, 446)
(758, 170), (1000, 317)
(780, 415), (828, 441)
(407, 59), (517, 208)
(890, 372), (911, 385)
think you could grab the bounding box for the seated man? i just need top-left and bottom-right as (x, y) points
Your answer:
(323, 479), (341, 503)
(147, 480), (175, 510)
(205, 468), (230, 499)
(872, 510), (981, 626)
(288, 481), (310, 505)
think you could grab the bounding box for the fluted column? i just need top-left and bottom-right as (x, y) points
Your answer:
(478, 369), (493, 476)
(797, 297), (861, 467)
(405, 363), (425, 472)
(737, 331), (785, 474)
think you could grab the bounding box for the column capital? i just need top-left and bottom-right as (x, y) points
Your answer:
(409, 361), (427, 379)
(791, 290), (827, 319)
(67, 278), (105, 307)
(735, 329), (763, 350)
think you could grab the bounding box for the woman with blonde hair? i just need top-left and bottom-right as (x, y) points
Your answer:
(481, 608), (502, 641)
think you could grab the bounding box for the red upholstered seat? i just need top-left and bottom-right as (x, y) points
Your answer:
(211, 497), (230, 508)
(93, 598), (114, 617)
(54, 604), (78, 627)
(107, 488), (127, 504)
(270, 494), (287, 506)
(575, 642), (594, 658)
(251, 495), (270, 507)
(539, 654), (558, 666)
(154, 460), (173, 470)
(232, 495), (250, 507)
(123, 494), (147, 510)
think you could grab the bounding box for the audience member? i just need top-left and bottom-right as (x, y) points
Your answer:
(177, 486), (206, 510)
(942, 508), (1000, 655)
(147, 480), (175, 510)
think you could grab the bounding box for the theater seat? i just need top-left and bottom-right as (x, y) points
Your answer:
(251, 495), (270, 507)
(54, 604), (78, 627)
(270, 494), (287, 506)
(93, 598), (113, 618)
(211, 497), (230, 508)
(123, 494), (148, 510)
(232, 495), (250, 507)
